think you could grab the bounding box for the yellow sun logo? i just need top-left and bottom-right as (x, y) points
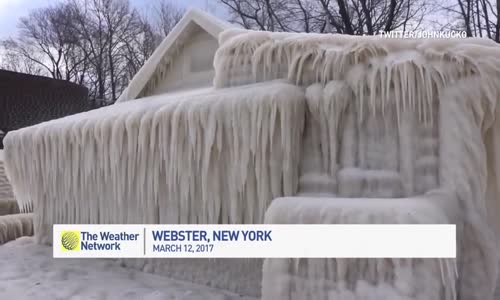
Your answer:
(61, 231), (80, 251)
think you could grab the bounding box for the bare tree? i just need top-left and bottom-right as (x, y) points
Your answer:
(101, 0), (142, 100)
(1, 2), (86, 81)
(151, 0), (185, 37)
(0, 47), (45, 76)
(1, 0), (184, 104)
(121, 15), (158, 79)
(219, 0), (295, 31)
(119, 0), (184, 88)
(219, 0), (432, 34)
(67, 0), (160, 102)
(440, 0), (500, 42)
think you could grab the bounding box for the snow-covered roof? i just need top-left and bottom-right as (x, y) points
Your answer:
(117, 9), (235, 103)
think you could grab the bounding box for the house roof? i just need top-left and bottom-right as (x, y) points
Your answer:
(117, 9), (234, 103)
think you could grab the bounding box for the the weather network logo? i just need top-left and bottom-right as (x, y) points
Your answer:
(61, 231), (80, 251)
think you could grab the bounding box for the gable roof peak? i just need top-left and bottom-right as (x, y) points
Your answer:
(117, 9), (235, 103)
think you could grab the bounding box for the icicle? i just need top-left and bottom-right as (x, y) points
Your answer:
(4, 82), (305, 240)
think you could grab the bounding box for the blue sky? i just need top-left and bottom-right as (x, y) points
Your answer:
(0, 0), (226, 39)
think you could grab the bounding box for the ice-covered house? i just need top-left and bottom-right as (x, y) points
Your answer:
(4, 8), (500, 300)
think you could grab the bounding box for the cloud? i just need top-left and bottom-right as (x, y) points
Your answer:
(0, 0), (49, 38)
(0, 0), (22, 9)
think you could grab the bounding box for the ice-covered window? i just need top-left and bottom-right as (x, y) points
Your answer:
(299, 82), (439, 198)
(337, 101), (439, 198)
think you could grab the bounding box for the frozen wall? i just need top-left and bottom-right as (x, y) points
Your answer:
(4, 82), (305, 244)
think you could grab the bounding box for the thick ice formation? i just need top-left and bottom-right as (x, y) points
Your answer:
(263, 197), (457, 300)
(212, 29), (500, 299)
(300, 81), (439, 198)
(4, 82), (305, 243)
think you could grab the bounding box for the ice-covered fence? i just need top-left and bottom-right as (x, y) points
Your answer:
(3, 82), (305, 244)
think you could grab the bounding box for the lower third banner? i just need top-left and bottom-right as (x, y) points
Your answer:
(53, 224), (456, 258)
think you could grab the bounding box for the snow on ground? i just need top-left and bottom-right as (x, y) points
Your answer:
(0, 237), (257, 300)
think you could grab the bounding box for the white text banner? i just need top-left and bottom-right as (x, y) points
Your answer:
(53, 224), (456, 258)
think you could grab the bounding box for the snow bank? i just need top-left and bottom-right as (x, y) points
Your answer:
(0, 237), (257, 300)
(121, 257), (263, 297)
(3, 82), (305, 243)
